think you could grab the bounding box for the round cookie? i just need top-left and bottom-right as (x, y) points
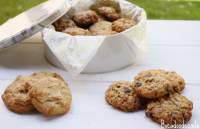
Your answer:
(53, 17), (76, 32)
(89, 21), (117, 35)
(1, 76), (36, 113)
(72, 10), (98, 28)
(133, 69), (185, 99)
(105, 81), (144, 112)
(97, 6), (120, 21)
(29, 77), (72, 116)
(63, 27), (90, 36)
(112, 18), (136, 32)
(145, 93), (193, 125)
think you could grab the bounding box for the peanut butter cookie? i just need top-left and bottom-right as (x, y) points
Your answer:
(105, 81), (145, 112)
(146, 93), (193, 125)
(1, 76), (36, 113)
(89, 21), (117, 35)
(63, 27), (90, 36)
(29, 77), (72, 116)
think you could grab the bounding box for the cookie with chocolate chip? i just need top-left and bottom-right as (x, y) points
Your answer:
(133, 69), (185, 99)
(146, 93), (193, 125)
(105, 81), (145, 112)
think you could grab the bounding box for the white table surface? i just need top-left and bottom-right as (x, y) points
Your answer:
(0, 20), (200, 129)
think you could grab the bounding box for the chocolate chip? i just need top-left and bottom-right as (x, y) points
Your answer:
(18, 89), (28, 94)
(123, 87), (132, 94)
(116, 85), (121, 88)
(135, 82), (142, 87)
(146, 111), (153, 118)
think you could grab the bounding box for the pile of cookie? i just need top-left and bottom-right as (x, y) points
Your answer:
(1, 72), (72, 116)
(105, 69), (193, 126)
(53, 1), (136, 36)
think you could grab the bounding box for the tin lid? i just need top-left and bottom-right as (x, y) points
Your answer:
(0, 0), (76, 50)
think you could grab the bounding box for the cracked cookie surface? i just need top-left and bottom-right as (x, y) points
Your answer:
(97, 6), (120, 21)
(29, 77), (72, 116)
(2, 72), (68, 114)
(89, 21), (117, 35)
(2, 76), (36, 113)
(105, 81), (145, 112)
(133, 69), (185, 99)
(63, 27), (90, 36)
(73, 10), (98, 28)
(145, 93), (193, 125)
(53, 17), (76, 32)
(31, 72), (65, 81)
(112, 18), (136, 32)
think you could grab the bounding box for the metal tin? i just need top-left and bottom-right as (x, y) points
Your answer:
(0, 0), (73, 50)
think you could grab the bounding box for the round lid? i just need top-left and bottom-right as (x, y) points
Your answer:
(0, 0), (73, 50)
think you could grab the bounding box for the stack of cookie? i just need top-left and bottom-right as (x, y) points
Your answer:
(53, 0), (136, 36)
(2, 72), (72, 116)
(105, 69), (193, 126)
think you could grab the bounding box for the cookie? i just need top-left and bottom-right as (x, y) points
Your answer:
(97, 6), (120, 21)
(112, 18), (136, 32)
(29, 77), (72, 116)
(105, 81), (144, 112)
(63, 27), (90, 36)
(90, 0), (121, 13)
(31, 72), (65, 81)
(89, 21), (117, 35)
(134, 69), (185, 99)
(160, 70), (185, 92)
(1, 76), (36, 113)
(145, 93), (193, 125)
(53, 17), (76, 32)
(72, 10), (98, 28)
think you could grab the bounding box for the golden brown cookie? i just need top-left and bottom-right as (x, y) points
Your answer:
(89, 21), (117, 35)
(97, 6), (120, 21)
(29, 77), (72, 116)
(53, 17), (76, 32)
(72, 10), (98, 28)
(63, 27), (90, 36)
(31, 72), (65, 81)
(112, 18), (136, 32)
(133, 69), (185, 99)
(161, 70), (185, 92)
(105, 81), (145, 112)
(145, 93), (193, 125)
(1, 76), (36, 113)
(90, 0), (121, 13)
